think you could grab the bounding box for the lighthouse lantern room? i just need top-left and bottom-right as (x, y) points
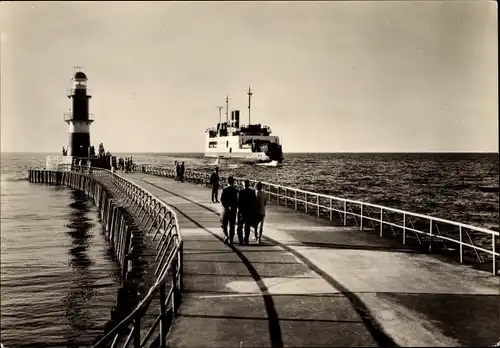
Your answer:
(65, 69), (93, 157)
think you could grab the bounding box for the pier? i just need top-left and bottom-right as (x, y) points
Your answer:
(29, 165), (499, 347)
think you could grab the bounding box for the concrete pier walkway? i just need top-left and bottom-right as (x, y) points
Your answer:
(124, 173), (498, 347)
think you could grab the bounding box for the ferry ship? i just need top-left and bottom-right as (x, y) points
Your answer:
(204, 88), (284, 164)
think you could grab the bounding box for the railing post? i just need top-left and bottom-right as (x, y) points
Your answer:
(171, 260), (178, 315)
(179, 242), (184, 291)
(122, 254), (129, 280)
(360, 204), (363, 231)
(459, 226), (463, 263)
(343, 201), (347, 226)
(277, 186), (279, 205)
(316, 195), (320, 217)
(379, 208), (383, 237)
(305, 193), (308, 214)
(134, 312), (141, 348)
(403, 213), (406, 244)
(493, 234), (497, 275)
(294, 191), (297, 210)
(429, 220), (433, 252)
(284, 188), (287, 207)
(329, 198), (332, 221)
(159, 282), (167, 347)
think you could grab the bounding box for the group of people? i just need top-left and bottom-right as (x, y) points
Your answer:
(117, 157), (135, 172)
(210, 167), (267, 245)
(174, 161), (185, 182)
(116, 157), (134, 173)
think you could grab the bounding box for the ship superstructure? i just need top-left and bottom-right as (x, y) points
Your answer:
(204, 87), (284, 164)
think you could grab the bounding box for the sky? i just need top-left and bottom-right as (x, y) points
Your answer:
(0, 1), (498, 153)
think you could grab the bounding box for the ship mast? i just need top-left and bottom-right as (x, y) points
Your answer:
(217, 106), (223, 124)
(247, 86), (253, 125)
(225, 95), (229, 123)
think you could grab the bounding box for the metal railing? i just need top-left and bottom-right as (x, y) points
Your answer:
(66, 88), (92, 97)
(141, 165), (499, 275)
(63, 113), (95, 122)
(57, 165), (184, 347)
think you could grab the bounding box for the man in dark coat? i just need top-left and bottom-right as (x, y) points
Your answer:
(210, 167), (220, 203)
(237, 179), (256, 245)
(180, 162), (185, 182)
(176, 162), (181, 181)
(220, 176), (238, 244)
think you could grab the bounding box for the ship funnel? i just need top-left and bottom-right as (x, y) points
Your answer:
(234, 110), (240, 128)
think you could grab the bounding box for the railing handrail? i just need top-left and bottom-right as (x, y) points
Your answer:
(66, 88), (92, 95)
(144, 165), (498, 237)
(54, 164), (183, 346)
(63, 113), (95, 121)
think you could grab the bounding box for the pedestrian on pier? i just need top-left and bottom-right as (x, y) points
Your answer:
(237, 180), (256, 245)
(174, 161), (178, 180)
(210, 167), (220, 203)
(253, 182), (267, 243)
(175, 162), (181, 181)
(180, 162), (185, 182)
(220, 176), (238, 244)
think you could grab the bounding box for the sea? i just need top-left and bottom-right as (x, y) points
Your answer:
(1, 153), (121, 347)
(1, 151), (499, 347)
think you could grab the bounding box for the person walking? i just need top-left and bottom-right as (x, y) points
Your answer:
(175, 162), (181, 181)
(237, 180), (256, 245)
(220, 176), (238, 244)
(180, 162), (185, 182)
(254, 182), (267, 243)
(210, 167), (220, 203)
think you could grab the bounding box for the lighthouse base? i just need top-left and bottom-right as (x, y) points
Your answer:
(45, 155), (116, 171)
(68, 132), (90, 157)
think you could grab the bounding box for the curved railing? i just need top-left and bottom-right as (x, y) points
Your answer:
(141, 165), (499, 275)
(57, 164), (184, 347)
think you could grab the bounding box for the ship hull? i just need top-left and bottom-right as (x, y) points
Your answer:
(205, 151), (280, 164)
(205, 125), (283, 164)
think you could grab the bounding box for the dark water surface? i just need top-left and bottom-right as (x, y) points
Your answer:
(1, 153), (120, 347)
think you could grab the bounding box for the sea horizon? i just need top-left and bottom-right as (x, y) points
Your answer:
(1, 150), (499, 155)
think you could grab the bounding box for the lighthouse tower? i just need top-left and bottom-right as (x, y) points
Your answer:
(64, 69), (93, 157)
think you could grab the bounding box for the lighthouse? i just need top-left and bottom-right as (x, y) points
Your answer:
(64, 69), (93, 157)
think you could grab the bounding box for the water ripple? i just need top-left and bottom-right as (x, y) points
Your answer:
(1, 160), (120, 347)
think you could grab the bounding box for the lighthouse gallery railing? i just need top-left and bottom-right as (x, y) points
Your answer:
(58, 164), (183, 348)
(141, 165), (499, 275)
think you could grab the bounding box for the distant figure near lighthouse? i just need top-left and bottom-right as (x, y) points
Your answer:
(64, 69), (94, 157)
